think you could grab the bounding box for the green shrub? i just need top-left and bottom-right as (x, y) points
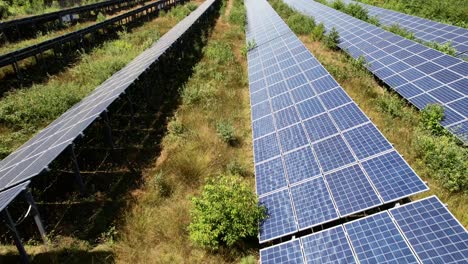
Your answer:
(324, 27), (340, 50)
(425, 41), (457, 57)
(331, 0), (346, 10)
(0, 1), (12, 19)
(188, 175), (266, 250)
(96, 12), (106, 22)
(375, 94), (408, 119)
(415, 132), (467, 193)
(226, 160), (249, 177)
(229, 0), (246, 27)
(270, 0), (294, 17)
(216, 121), (236, 144)
(368, 15), (380, 26)
(186, 2), (198, 12)
(287, 13), (316, 35)
(152, 171), (172, 197)
(204, 41), (234, 64)
(241, 40), (257, 57)
(383, 24), (415, 40)
(345, 3), (369, 21)
(311, 22), (326, 41)
(420, 104), (446, 136)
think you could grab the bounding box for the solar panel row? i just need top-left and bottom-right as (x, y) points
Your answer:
(246, 0), (427, 243)
(0, 181), (30, 213)
(341, 0), (468, 56)
(0, 0), (217, 193)
(285, 0), (468, 144)
(260, 196), (468, 264)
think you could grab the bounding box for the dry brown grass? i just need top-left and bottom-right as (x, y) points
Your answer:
(114, 0), (256, 262)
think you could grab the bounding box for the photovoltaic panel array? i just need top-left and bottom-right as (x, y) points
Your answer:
(341, 0), (468, 56)
(0, 0), (217, 193)
(245, 0), (427, 243)
(285, 0), (468, 144)
(0, 181), (29, 213)
(260, 196), (468, 263)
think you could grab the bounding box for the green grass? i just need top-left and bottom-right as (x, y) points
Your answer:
(0, 0), (102, 20)
(273, 0), (468, 227)
(0, 2), (199, 159)
(357, 0), (468, 28)
(115, 0), (260, 262)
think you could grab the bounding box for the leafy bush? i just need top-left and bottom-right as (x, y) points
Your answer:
(383, 24), (415, 40)
(241, 40), (257, 57)
(226, 160), (249, 177)
(216, 121), (236, 144)
(0, 1), (12, 19)
(152, 171), (172, 197)
(331, 0), (346, 10)
(415, 132), (467, 193)
(287, 13), (316, 35)
(96, 12), (106, 23)
(188, 175), (266, 250)
(420, 104), (446, 136)
(186, 2), (198, 12)
(311, 22), (326, 41)
(368, 15), (380, 26)
(345, 3), (369, 21)
(375, 94), (408, 119)
(229, 0), (246, 27)
(324, 27), (340, 50)
(425, 41), (457, 57)
(270, 0), (294, 17)
(205, 41), (234, 64)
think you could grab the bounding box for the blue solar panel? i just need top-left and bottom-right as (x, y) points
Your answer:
(278, 123), (309, 152)
(284, 0), (468, 143)
(259, 189), (297, 242)
(0, 181), (30, 212)
(254, 133), (281, 163)
(283, 146), (320, 184)
(390, 196), (468, 264)
(343, 123), (392, 159)
(260, 239), (304, 264)
(303, 114), (339, 143)
(296, 97), (326, 119)
(301, 226), (357, 263)
(313, 135), (356, 172)
(344, 211), (419, 263)
(247, 0), (428, 244)
(326, 164), (381, 216)
(274, 107), (300, 129)
(290, 177), (338, 229)
(362, 151), (428, 202)
(256, 157), (287, 196)
(252, 115), (276, 139)
(329, 103), (369, 130)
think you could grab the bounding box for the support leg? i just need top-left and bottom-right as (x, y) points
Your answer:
(68, 144), (86, 195)
(23, 191), (47, 245)
(1, 209), (29, 264)
(101, 111), (114, 149)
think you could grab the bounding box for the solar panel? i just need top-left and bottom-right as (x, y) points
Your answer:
(247, 0), (427, 243)
(341, 0), (468, 57)
(301, 226), (357, 263)
(259, 189), (297, 242)
(0, 0), (218, 195)
(260, 239), (304, 264)
(0, 181), (29, 213)
(284, 0), (468, 143)
(344, 211), (419, 263)
(390, 196), (468, 263)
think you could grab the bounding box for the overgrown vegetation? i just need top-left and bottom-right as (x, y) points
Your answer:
(271, 0), (467, 227)
(357, 0), (468, 28)
(0, 3), (199, 158)
(320, 0), (459, 56)
(189, 175), (266, 250)
(116, 0), (261, 261)
(383, 24), (457, 56)
(0, 0), (102, 19)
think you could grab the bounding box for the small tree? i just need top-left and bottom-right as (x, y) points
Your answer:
(421, 104), (446, 136)
(324, 27), (340, 50)
(188, 175), (266, 250)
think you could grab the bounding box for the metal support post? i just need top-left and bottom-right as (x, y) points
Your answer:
(23, 191), (47, 245)
(1, 209), (29, 264)
(67, 144), (86, 195)
(101, 111), (114, 149)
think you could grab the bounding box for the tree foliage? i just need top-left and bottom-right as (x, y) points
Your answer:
(188, 175), (266, 250)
